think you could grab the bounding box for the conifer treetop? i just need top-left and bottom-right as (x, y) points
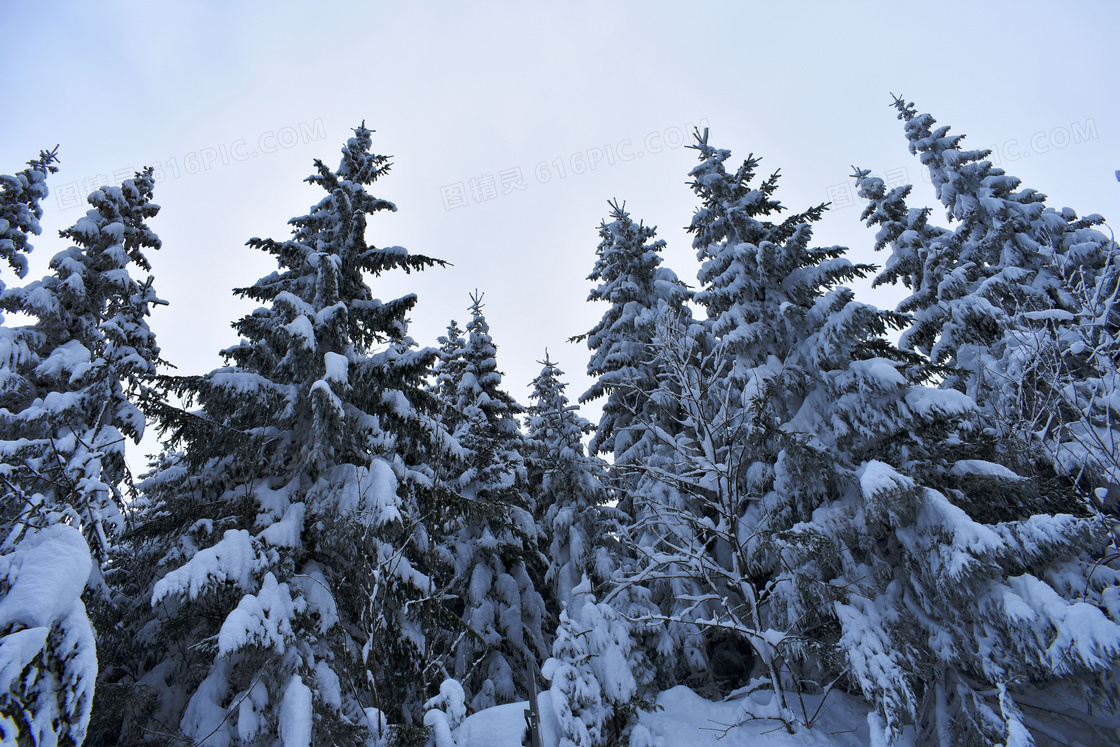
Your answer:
(688, 131), (872, 360)
(575, 200), (693, 459)
(0, 146), (59, 283)
(235, 123), (447, 353)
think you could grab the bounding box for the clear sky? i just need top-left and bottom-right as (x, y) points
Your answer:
(3, 1), (1117, 464)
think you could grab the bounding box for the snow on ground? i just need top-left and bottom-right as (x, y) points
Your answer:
(453, 685), (879, 747)
(453, 700), (542, 747)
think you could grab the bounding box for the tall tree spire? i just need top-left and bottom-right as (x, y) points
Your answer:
(121, 125), (454, 744)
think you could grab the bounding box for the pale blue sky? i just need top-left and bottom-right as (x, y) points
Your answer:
(3, 1), (1117, 462)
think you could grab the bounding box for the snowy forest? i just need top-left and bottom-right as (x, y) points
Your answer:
(1, 97), (1118, 747)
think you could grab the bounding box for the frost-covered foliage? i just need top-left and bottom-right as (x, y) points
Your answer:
(855, 98), (1119, 499)
(0, 168), (163, 571)
(0, 524), (96, 747)
(438, 294), (548, 712)
(118, 125), (454, 745)
(0, 147), (58, 293)
(525, 353), (617, 612)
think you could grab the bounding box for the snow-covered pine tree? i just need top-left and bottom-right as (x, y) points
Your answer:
(688, 128), (846, 374)
(525, 352), (616, 611)
(0, 165), (161, 747)
(569, 201), (709, 708)
(430, 319), (466, 423)
(574, 200), (694, 466)
(0, 145), (60, 548)
(638, 132), (1120, 743)
(441, 293), (548, 712)
(847, 166), (950, 323)
(0, 147), (58, 295)
(123, 125), (455, 745)
(813, 378), (1120, 745)
(0, 168), (163, 572)
(854, 98), (1119, 501)
(605, 131), (886, 717)
(770, 317), (1120, 744)
(572, 201), (706, 704)
(524, 349), (654, 745)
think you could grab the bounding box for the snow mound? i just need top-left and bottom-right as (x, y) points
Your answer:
(452, 686), (880, 747)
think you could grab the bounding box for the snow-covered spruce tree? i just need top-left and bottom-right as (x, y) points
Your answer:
(441, 293), (548, 712)
(0, 165), (161, 747)
(0, 168), (163, 572)
(574, 200), (694, 467)
(525, 351), (617, 611)
(0, 147), (58, 295)
(628, 133), (1120, 743)
(605, 131), (883, 720)
(569, 201), (706, 717)
(854, 98), (1119, 501)
(124, 125), (455, 745)
(429, 319), (466, 421)
(687, 128), (841, 374)
(525, 353), (656, 746)
(846, 166), (950, 322)
(642, 300), (1120, 743)
(0, 145), (60, 548)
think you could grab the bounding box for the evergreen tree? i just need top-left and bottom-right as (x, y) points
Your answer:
(525, 352), (616, 611)
(574, 200), (693, 465)
(574, 200), (704, 701)
(0, 164), (160, 747)
(610, 132), (884, 714)
(0, 524), (97, 747)
(430, 319), (466, 423)
(122, 125), (454, 745)
(629, 132), (1120, 743)
(688, 128), (851, 372)
(0, 168), (163, 572)
(846, 166), (950, 324)
(854, 98), (1118, 499)
(0, 147), (58, 294)
(441, 293), (548, 711)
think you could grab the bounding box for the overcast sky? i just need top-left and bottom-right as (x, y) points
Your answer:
(3, 1), (1118, 464)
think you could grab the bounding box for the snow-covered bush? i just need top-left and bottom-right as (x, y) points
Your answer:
(423, 678), (466, 747)
(544, 586), (648, 747)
